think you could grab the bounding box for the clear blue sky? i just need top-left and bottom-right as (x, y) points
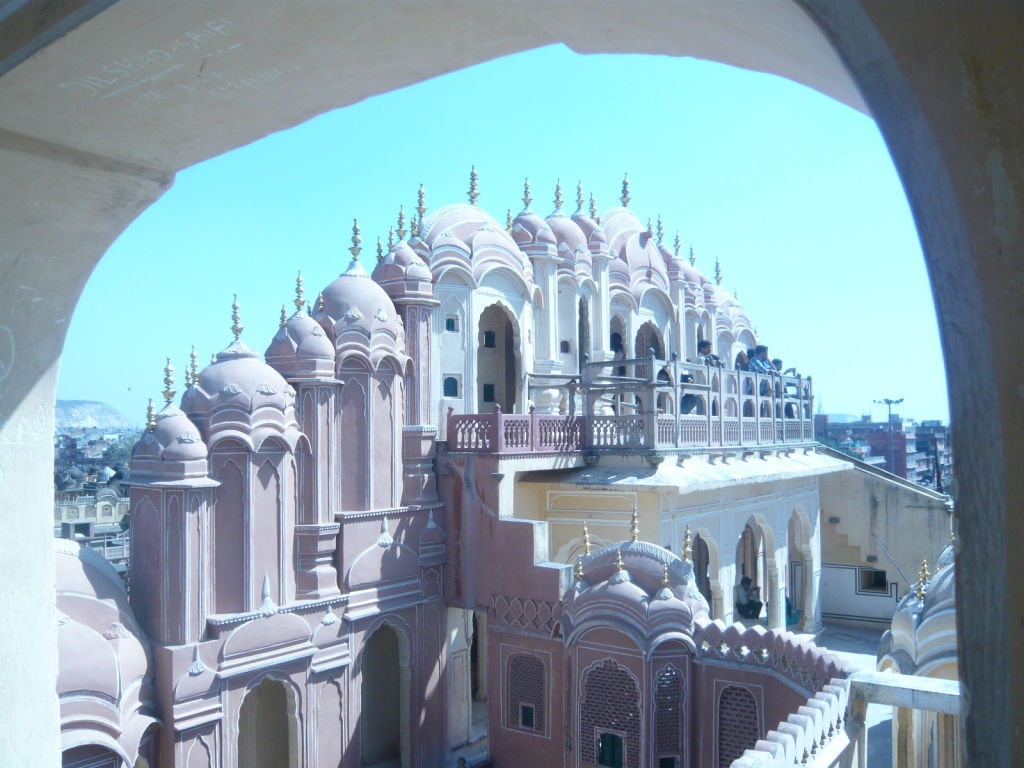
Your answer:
(59, 44), (949, 427)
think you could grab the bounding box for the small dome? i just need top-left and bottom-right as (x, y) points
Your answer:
(317, 258), (401, 343)
(265, 310), (335, 379)
(512, 209), (556, 246)
(546, 212), (588, 254)
(132, 404), (207, 463)
(68, 465), (86, 480)
(571, 209), (604, 245)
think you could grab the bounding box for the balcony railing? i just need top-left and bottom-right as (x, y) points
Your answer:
(447, 354), (815, 455)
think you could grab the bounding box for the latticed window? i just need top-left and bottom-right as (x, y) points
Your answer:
(507, 654), (545, 734)
(580, 659), (641, 768)
(718, 686), (759, 768)
(655, 665), (683, 752)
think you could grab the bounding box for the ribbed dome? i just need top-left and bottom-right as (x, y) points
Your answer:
(265, 310), (335, 379)
(317, 258), (400, 341)
(134, 404), (207, 462)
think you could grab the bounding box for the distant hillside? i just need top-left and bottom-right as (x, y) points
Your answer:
(55, 400), (132, 431)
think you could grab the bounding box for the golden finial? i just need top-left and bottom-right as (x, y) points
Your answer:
(279, 304), (288, 328)
(387, 227), (395, 251)
(582, 521), (591, 556)
(682, 525), (692, 562)
(714, 256), (722, 286)
(349, 219), (362, 258)
(576, 181), (584, 211)
(184, 364), (192, 389)
(316, 292), (324, 311)
(231, 294), (243, 339)
(307, 302), (313, 316)
(589, 193), (598, 222)
(553, 179), (563, 211)
(661, 562), (670, 588)
(630, 506), (639, 543)
(674, 232), (681, 258)
(615, 549), (625, 572)
(416, 183), (427, 222)
(376, 237), (383, 262)
(145, 398), (156, 431)
(646, 218), (653, 236)
(506, 209), (514, 234)
(620, 173), (630, 207)
(189, 346), (198, 387)
(468, 165), (479, 205)
(396, 206), (407, 241)
(689, 245), (696, 266)
(522, 178), (532, 211)
(915, 557), (931, 600)
(162, 358), (175, 405)
(574, 557), (585, 583)
(657, 216), (664, 245)
(294, 271), (305, 309)
(410, 211), (419, 239)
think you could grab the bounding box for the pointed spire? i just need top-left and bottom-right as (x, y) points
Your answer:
(589, 193), (598, 222)
(378, 516), (394, 547)
(576, 181), (585, 212)
(468, 165), (479, 205)
(506, 209), (514, 234)
(674, 232), (681, 258)
(387, 226), (395, 251)
(145, 398), (156, 431)
(615, 549), (625, 572)
(410, 210), (419, 239)
(682, 525), (692, 562)
(349, 218), (362, 258)
(162, 358), (175, 404)
(553, 179), (563, 212)
(294, 271), (305, 310)
(231, 294), (243, 339)
(662, 562), (670, 588)
(915, 557), (931, 600)
(417, 183), (427, 223)
(184, 360), (193, 388)
(396, 206), (407, 241)
(316, 292), (324, 312)
(279, 305), (288, 328)
(188, 345), (198, 387)
(714, 256), (722, 286)
(630, 506), (640, 543)
(582, 521), (591, 556)
(646, 218), (654, 237)
(260, 574), (277, 616)
(574, 556), (585, 584)
(376, 237), (383, 262)
(689, 245), (696, 266)
(657, 216), (664, 245)
(522, 178), (532, 212)
(307, 302), (313, 316)
(620, 173), (630, 207)
(610, 547), (630, 584)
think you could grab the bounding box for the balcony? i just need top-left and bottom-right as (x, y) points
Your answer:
(446, 355), (815, 456)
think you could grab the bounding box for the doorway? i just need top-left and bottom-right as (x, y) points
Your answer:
(477, 304), (517, 413)
(238, 677), (298, 768)
(362, 626), (403, 767)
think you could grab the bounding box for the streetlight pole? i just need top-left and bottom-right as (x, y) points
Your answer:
(874, 397), (904, 475)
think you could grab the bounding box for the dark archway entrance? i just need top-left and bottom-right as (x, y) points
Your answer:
(238, 677), (298, 768)
(362, 625), (402, 767)
(477, 304), (517, 413)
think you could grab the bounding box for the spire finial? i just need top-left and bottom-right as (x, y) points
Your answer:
(620, 173), (630, 207)
(162, 358), (175, 405)
(468, 165), (479, 205)
(630, 506), (639, 543)
(231, 294), (243, 339)
(316, 291), (324, 312)
(646, 218), (654, 237)
(674, 232), (681, 258)
(576, 181), (584, 211)
(396, 206), (407, 241)
(294, 271), (305, 309)
(145, 398), (156, 431)
(589, 193), (598, 222)
(211, 353), (217, 365)
(682, 525), (692, 562)
(189, 346), (198, 387)
(657, 216), (664, 245)
(416, 183), (427, 223)
(349, 219), (362, 258)
(662, 562), (670, 588)
(522, 178), (532, 211)
(506, 209), (514, 234)
(279, 304), (288, 328)
(387, 226), (395, 251)
(714, 256), (722, 286)
(553, 179), (563, 211)
(410, 210), (419, 239)
(376, 237), (383, 262)
(689, 245), (696, 266)
(915, 557), (931, 600)
(615, 549), (625, 572)
(582, 521), (591, 556)
(575, 556), (585, 584)
(184, 358), (193, 388)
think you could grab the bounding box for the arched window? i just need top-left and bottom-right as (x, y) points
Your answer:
(717, 686), (759, 767)
(443, 377), (459, 398)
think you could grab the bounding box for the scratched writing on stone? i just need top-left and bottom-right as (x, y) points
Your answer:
(180, 63), (302, 103)
(59, 19), (235, 97)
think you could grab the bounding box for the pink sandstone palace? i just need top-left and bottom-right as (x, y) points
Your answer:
(56, 176), (865, 768)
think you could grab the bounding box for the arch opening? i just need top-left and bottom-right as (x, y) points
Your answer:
(238, 677), (299, 768)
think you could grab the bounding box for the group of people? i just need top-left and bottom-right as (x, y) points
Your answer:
(695, 340), (795, 377)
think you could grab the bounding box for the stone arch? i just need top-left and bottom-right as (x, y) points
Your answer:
(254, 459), (282, 608)
(579, 657), (642, 768)
(360, 619), (412, 768)
(237, 675), (301, 768)
(788, 505), (817, 632)
(692, 528), (720, 618)
(717, 685), (760, 767)
(340, 378), (368, 512)
(316, 678), (344, 768)
(213, 459), (246, 615)
(477, 301), (520, 413)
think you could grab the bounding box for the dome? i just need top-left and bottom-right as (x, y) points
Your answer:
(130, 402), (209, 481)
(511, 209), (557, 247)
(316, 258), (401, 344)
(571, 209), (605, 245)
(371, 241), (432, 285)
(68, 465), (85, 480)
(265, 309), (335, 379)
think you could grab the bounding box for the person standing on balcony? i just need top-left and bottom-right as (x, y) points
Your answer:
(696, 340), (722, 367)
(735, 350), (749, 371)
(749, 345), (775, 374)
